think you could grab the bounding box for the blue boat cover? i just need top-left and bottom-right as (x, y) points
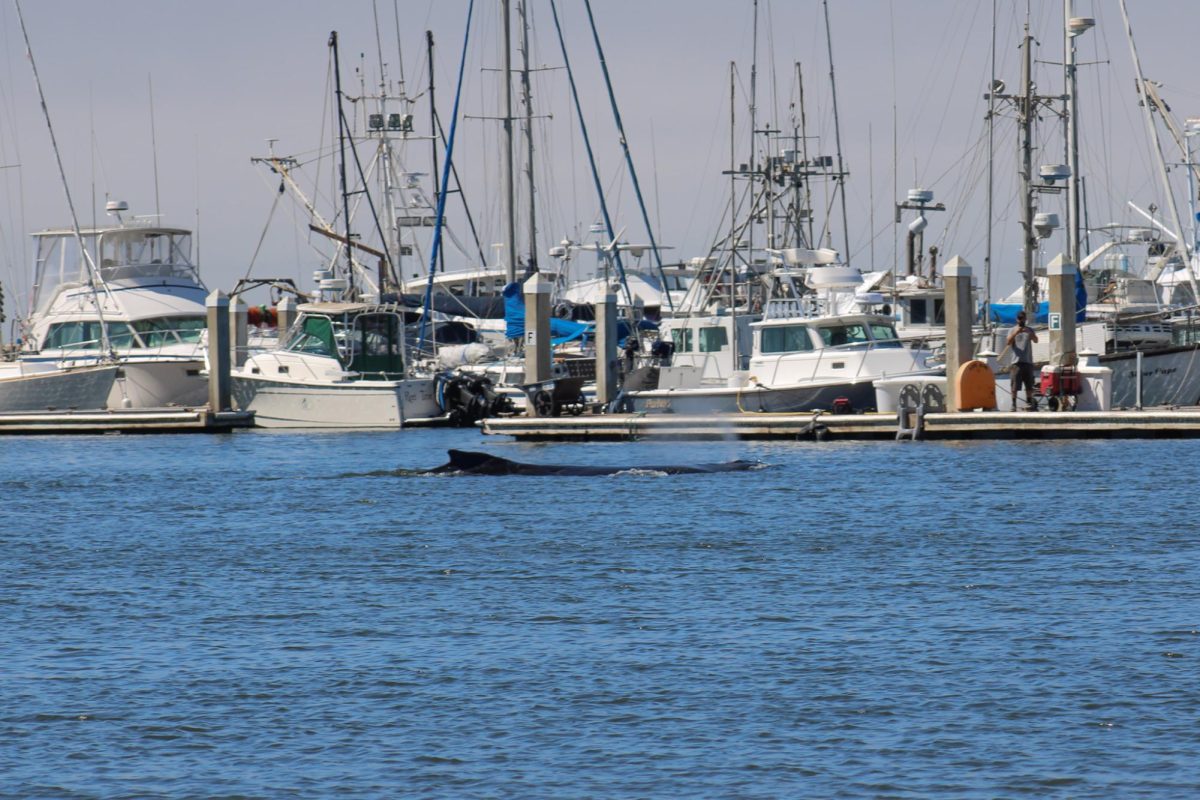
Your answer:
(503, 282), (593, 344)
(988, 269), (1087, 325)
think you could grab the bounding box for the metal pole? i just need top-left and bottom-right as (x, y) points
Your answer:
(822, 0), (851, 267)
(1019, 22), (1037, 316)
(329, 32), (356, 296)
(518, 0), (538, 273)
(502, 0), (517, 283)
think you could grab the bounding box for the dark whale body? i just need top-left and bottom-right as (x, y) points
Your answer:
(428, 449), (764, 476)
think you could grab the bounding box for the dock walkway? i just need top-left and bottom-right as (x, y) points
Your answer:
(482, 408), (1200, 441)
(0, 407), (254, 435)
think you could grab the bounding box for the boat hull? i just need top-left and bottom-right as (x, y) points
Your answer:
(1101, 344), (1200, 408)
(624, 378), (879, 415)
(231, 374), (441, 428)
(0, 364), (118, 413)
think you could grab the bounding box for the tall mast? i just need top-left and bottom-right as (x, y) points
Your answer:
(822, 0), (851, 266)
(427, 30), (445, 274)
(729, 61), (739, 369)
(1018, 19), (1037, 315)
(1063, 0), (1086, 268)
(985, 0), (997, 320)
(797, 63), (814, 247)
(501, 0), (517, 283)
(518, 0), (538, 272)
(329, 31), (356, 295)
(747, 0), (758, 274)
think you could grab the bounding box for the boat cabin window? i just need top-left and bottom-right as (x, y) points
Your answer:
(869, 322), (903, 349)
(907, 298), (945, 325)
(816, 323), (869, 348)
(759, 324), (814, 354)
(349, 313), (404, 378)
(698, 326), (728, 353)
(131, 316), (206, 347)
(670, 328), (693, 353)
(42, 321), (136, 351)
(287, 316), (337, 357)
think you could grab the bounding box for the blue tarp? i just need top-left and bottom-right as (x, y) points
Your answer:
(503, 282), (592, 344)
(988, 269), (1088, 325)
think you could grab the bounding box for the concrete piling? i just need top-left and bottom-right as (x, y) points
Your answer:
(942, 256), (974, 411)
(206, 290), (232, 412)
(595, 293), (619, 406)
(230, 295), (248, 368)
(276, 296), (296, 338)
(523, 271), (553, 387)
(1046, 254), (1077, 367)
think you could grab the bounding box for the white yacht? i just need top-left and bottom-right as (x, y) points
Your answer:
(18, 212), (209, 408)
(231, 301), (442, 428)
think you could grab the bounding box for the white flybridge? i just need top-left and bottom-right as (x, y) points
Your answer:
(18, 203), (210, 408)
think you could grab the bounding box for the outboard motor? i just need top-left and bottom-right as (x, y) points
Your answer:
(437, 373), (514, 426)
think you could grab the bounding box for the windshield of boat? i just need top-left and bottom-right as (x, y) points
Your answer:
(283, 312), (405, 377)
(815, 323), (870, 348)
(869, 322), (903, 348)
(759, 324), (815, 354)
(98, 229), (198, 283)
(40, 315), (205, 351)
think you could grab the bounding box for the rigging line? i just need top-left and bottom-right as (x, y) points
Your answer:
(419, 0), (475, 351)
(581, 0), (674, 309)
(148, 74), (161, 220)
(12, 0), (116, 356)
(243, 175), (286, 281)
(548, 0), (634, 310)
(432, 95), (488, 267)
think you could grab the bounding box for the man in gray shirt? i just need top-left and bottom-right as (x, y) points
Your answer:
(1006, 310), (1039, 411)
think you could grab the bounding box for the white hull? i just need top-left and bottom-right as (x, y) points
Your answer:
(0, 364), (118, 412)
(232, 374), (441, 428)
(109, 359), (207, 408)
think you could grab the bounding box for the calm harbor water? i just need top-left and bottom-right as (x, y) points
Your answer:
(3, 430), (1199, 798)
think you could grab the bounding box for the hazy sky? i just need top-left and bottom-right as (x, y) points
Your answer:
(1, 0), (1197, 318)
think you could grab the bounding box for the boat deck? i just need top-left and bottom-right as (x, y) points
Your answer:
(0, 407), (255, 435)
(482, 408), (1200, 441)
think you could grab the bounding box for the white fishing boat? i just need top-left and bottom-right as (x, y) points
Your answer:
(17, 210), (209, 408)
(231, 300), (441, 428)
(624, 301), (936, 414)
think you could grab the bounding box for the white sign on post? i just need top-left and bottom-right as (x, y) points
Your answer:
(1048, 312), (1062, 331)
(525, 330), (537, 347)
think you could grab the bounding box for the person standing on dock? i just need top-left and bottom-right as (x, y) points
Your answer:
(1007, 311), (1039, 411)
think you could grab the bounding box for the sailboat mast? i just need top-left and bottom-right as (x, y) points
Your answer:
(729, 60), (739, 369)
(518, 0), (538, 273)
(427, 31), (445, 274)
(1064, 0), (1082, 268)
(985, 0), (997, 320)
(501, 0), (517, 283)
(797, 63), (814, 247)
(330, 31), (356, 296)
(822, 0), (851, 267)
(1018, 20), (1037, 316)
(747, 0), (758, 275)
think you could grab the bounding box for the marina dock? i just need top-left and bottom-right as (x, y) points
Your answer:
(0, 407), (254, 435)
(482, 408), (1200, 441)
